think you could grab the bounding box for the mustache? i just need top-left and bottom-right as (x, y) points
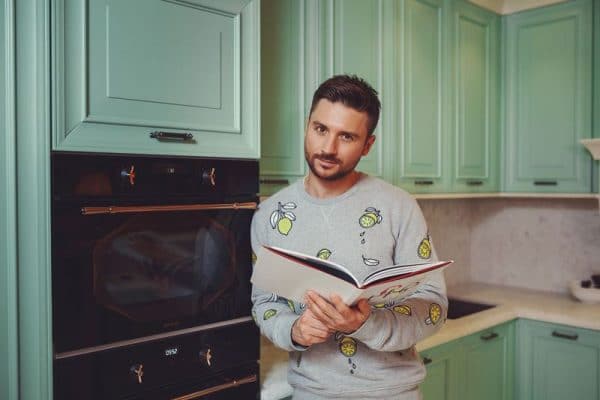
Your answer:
(313, 153), (340, 163)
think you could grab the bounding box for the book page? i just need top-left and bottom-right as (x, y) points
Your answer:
(266, 246), (360, 286)
(251, 247), (363, 304)
(362, 260), (453, 286)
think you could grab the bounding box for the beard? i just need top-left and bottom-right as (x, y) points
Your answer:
(304, 149), (361, 181)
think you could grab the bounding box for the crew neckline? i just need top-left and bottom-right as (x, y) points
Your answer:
(297, 173), (368, 205)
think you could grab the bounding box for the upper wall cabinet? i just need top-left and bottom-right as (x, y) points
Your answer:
(395, 0), (451, 193)
(503, 0), (592, 192)
(449, 1), (500, 193)
(260, 0), (322, 195)
(51, 0), (260, 158)
(322, 0), (395, 182)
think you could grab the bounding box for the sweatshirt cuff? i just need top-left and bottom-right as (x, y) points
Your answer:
(347, 310), (379, 343)
(274, 313), (308, 352)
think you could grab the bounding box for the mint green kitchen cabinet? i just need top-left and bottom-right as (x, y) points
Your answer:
(420, 338), (462, 400)
(516, 319), (600, 400)
(449, 1), (500, 193)
(51, 0), (261, 159)
(421, 321), (515, 400)
(260, 0), (396, 194)
(593, 0), (600, 193)
(395, 0), (452, 193)
(461, 322), (515, 400)
(260, 0), (322, 195)
(1, 1), (19, 399)
(504, 0), (593, 193)
(322, 0), (396, 182)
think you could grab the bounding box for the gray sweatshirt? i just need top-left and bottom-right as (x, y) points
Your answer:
(251, 174), (448, 399)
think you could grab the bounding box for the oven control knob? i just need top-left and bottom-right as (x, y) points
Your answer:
(201, 168), (216, 187)
(199, 348), (212, 367)
(120, 165), (136, 186)
(130, 363), (144, 384)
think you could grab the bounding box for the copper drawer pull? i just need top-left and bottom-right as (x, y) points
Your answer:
(171, 374), (257, 400)
(81, 202), (258, 215)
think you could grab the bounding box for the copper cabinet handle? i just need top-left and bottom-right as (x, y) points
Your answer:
(81, 202), (258, 215)
(171, 374), (257, 400)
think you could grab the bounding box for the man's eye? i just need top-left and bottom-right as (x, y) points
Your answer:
(341, 134), (354, 142)
(314, 125), (326, 134)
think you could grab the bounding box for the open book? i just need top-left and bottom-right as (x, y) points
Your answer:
(251, 246), (453, 305)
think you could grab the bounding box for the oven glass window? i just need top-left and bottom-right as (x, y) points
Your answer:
(52, 208), (254, 354)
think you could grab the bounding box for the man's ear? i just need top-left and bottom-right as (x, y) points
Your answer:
(362, 135), (376, 156)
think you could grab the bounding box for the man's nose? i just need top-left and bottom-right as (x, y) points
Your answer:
(322, 135), (337, 154)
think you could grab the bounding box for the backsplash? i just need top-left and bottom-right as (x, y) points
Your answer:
(419, 198), (600, 294)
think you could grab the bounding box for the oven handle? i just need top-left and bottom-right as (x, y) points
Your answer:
(81, 202), (258, 215)
(171, 374), (257, 400)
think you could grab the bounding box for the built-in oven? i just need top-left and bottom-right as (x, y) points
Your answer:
(51, 152), (260, 399)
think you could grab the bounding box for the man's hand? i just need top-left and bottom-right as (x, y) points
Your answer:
(305, 291), (371, 334)
(291, 307), (334, 347)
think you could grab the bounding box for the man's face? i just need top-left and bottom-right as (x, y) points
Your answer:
(304, 99), (375, 181)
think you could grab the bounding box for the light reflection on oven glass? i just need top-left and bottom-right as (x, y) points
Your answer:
(92, 213), (235, 323)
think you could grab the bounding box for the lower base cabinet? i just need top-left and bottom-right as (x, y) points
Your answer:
(516, 319), (600, 400)
(420, 321), (515, 400)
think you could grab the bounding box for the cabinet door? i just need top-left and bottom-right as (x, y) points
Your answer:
(51, 0), (260, 159)
(449, 1), (500, 193)
(260, 0), (311, 195)
(461, 322), (514, 400)
(322, 0), (395, 182)
(420, 340), (462, 400)
(504, 0), (592, 192)
(516, 319), (600, 400)
(396, 0), (451, 193)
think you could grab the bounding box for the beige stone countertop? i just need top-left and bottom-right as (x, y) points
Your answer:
(418, 282), (600, 351)
(260, 282), (600, 399)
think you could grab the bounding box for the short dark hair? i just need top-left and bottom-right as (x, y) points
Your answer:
(309, 75), (381, 135)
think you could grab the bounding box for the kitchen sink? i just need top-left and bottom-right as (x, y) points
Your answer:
(447, 297), (496, 319)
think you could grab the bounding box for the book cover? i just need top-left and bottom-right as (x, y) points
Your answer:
(251, 246), (453, 305)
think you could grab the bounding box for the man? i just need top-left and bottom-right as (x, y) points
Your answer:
(251, 75), (447, 399)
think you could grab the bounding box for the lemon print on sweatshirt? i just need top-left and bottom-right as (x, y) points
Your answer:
(418, 234), (432, 259)
(425, 303), (442, 325)
(263, 309), (277, 320)
(393, 304), (412, 316)
(338, 335), (359, 374)
(269, 202), (297, 236)
(316, 248), (332, 260)
(339, 337), (357, 357)
(359, 207), (382, 228)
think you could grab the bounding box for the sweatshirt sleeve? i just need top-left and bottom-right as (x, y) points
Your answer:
(349, 196), (448, 351)
(250, 205), (306, 352)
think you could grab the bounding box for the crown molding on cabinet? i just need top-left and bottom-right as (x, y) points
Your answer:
(468, 0), (568, 15)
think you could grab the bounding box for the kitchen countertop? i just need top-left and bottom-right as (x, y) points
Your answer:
(260, 282), (600, 400)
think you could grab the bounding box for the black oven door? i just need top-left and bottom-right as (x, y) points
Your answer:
(52, 201), (256, 355)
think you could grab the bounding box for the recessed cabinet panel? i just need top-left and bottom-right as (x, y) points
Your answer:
(516, 319), (600, 400)
(451, 1), (499, 193)
(52, 0), (260, 158)
(89, 0), (235, 129)
(326, 0), (388, 179)
(504, 0), (592, 192)
(260, 0), (305, 178)
(397, 0), (449, 193)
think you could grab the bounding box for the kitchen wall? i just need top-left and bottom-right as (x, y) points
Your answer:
(419, 198), (600, 294)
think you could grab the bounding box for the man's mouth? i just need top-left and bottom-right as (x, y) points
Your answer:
(315, 157), (339, 168)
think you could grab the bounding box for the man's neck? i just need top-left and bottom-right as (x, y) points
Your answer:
(304, 171), (361, 199)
